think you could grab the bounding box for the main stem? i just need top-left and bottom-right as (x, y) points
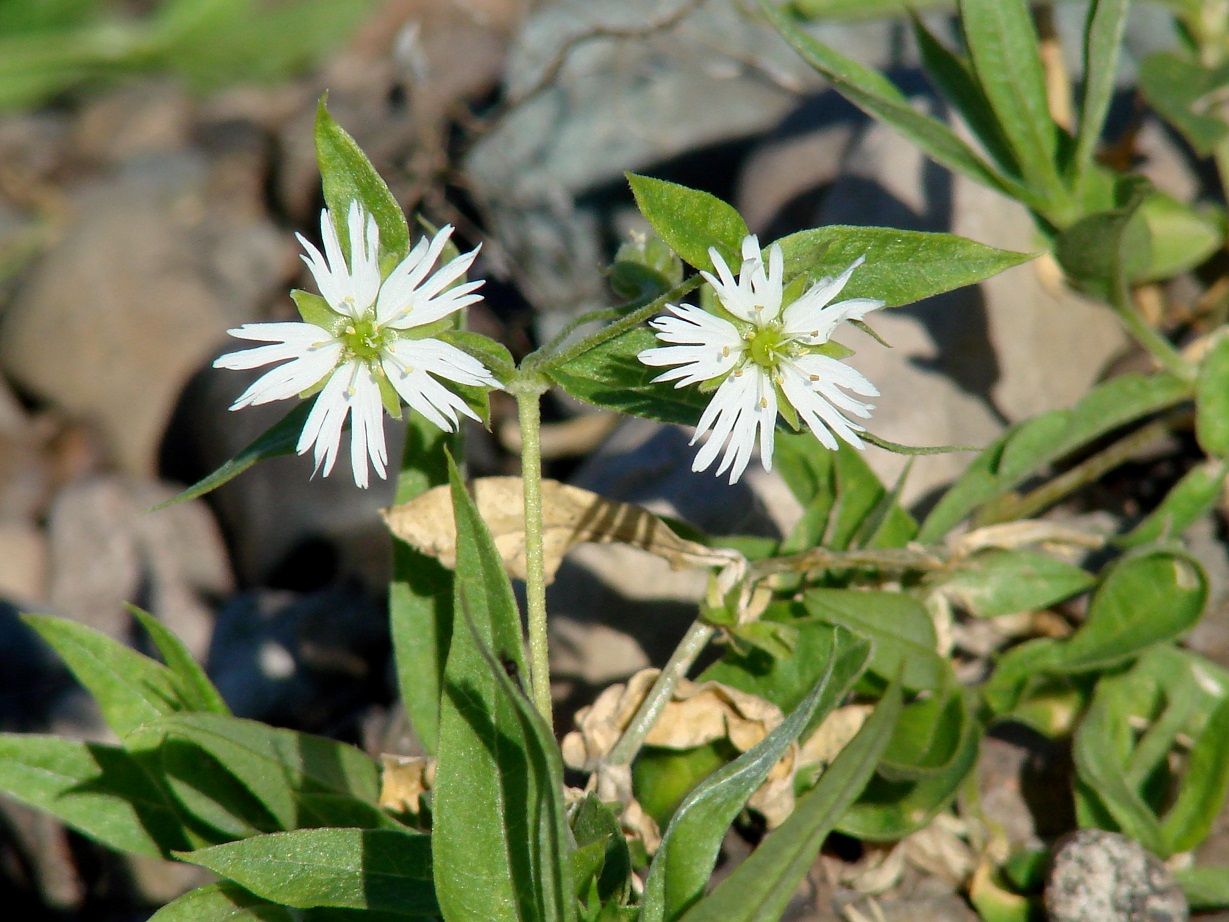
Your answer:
(516, 388), (553, 726)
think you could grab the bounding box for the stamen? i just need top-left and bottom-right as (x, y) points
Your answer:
(721, 346), (730, 357)
(759, 397), (768, 409)
(809, 374), (819, 381)
(733, 369), (744, 377)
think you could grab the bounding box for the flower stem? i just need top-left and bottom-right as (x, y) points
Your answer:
(605, 619), (715, 767)
(516, 387), (553, 726)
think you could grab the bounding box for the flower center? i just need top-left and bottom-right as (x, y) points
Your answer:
(746, 325), (791, 370)
(342, 318), (388, 361)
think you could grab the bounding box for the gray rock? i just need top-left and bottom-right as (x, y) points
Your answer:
(466, 0), (905, 330)
(0, 145), (289, 477)
(1046, 829), (1187, 922)
(45, 476), (232, 658)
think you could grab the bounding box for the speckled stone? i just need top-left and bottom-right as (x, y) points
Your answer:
(1045, 830), (1187, 922)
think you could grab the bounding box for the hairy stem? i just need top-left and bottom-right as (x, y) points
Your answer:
(516, 387), (553, 726)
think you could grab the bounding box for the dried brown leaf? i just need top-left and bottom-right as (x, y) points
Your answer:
(378, 754), (435, 814)
(382, 477), (741, 583)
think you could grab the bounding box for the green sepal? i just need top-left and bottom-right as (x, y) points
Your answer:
(290, 289), (343, 333)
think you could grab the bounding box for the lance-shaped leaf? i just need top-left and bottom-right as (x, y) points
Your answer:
(627, 174), (748, 274)
(129, 605), (229, 716)
(919, 371), (1192, 542)
(176, 828), (438, 915)
(154, 401), (310, 507)
(640, 627), (871, 922)
(1073, 0), (1130, 192)
(0, 734), (187, 858)
(316, 98), (409, 263)
(759, 0), (1040, 210)
(1139, 51), (1229, 157)
(23, 614), (182, 738)
(677, 679), (903, 922)
(957, 0), (1068, 213)
(431, 458), (573, 922)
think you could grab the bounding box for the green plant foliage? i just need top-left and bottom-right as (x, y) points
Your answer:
(0, 735), (187, 858)
(1117, 459), (1229, 548)
(1139, 51), (1229, 157)
(957, 0), (1064, 207)
(129, 606), (230, 716)
(984, 549), (1208, 714)
(316, 98), (411, 264)
(802, 591), (951, 691)
(23, 614), (186, 737)
(627, 174), (749, 273)
(677, 679), (903, 922)
(918, 371), (1193, 541)
(1197, 334), (1229, 458)
(431, 458), (573, 922)
(126, 713), (380, 842)
(1073, 646), (1229, 858)
(1072, 0), (1131, 195)
(775, 226), (1034, 308)
(758, 0), (1040, 211)
(929, 549), (1095, 618)
(641, 636), (870, 922)
(177, 828), (438, 915)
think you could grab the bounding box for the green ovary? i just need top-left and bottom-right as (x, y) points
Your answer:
(342, 318), (388, 361)
(747, 325), (792, 370)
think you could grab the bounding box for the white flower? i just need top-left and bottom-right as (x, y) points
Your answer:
(639, 235), (885, 484)
(215, 201), (498, 488)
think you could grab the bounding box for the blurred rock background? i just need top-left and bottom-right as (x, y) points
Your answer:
(0, 1), (1224, 919)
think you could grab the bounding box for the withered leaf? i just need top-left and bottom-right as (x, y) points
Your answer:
(382, 477), (740, 582)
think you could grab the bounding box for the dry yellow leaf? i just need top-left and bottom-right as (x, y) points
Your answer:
(382, 477), (741, 583)
(378, 754), (435, 814)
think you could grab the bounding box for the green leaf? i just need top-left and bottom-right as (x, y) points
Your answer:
(129, 605), (230, 716)
(177, 828), (438, 915)
(153, 401), (311, 507)
(1160, 695), (1229, 853)
(1072, 0), (1130, 192)
(911, 16), (1019, 178)
(432, 457), (574, 922)
(1139, 51), (1229, 157)
(918, 371), (1193, 542)
(547, 325), (713, 426)
(759, 0), (1040, 210)
(0, 734), (187, 858)
(389, 423), (455, 756)
(802, 590), (950, 691)
(775, 225), (1035, 309)
(152, 880), (426, 921)
(642, 627), (870, 922)
(701, 616), (871, 736)
(1134, 193), (1225, 281)
(571, 795), (631, 905)
(677, 679), (903, 922)
(1054, 177), (1152, 302)
(984, 550), (1207, 713)
(838, 696), (980, 840)
(1117, 460), (1229, 548)
(1176, 866), (1229, 912)
(128, 713), (379, 838)
(1197, 335), (1229, 458)
(23, 614), (181, 737)
(626, 174), (748, 274)
(150, 881), (294, 921)
(957, 0), (1067, 214)
(315, 98), (410, 263)
(930, 549), (1094, 617)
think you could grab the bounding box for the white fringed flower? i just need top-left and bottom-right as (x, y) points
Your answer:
(639, 235), (884, 484)
(215, 202), (498, 488)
